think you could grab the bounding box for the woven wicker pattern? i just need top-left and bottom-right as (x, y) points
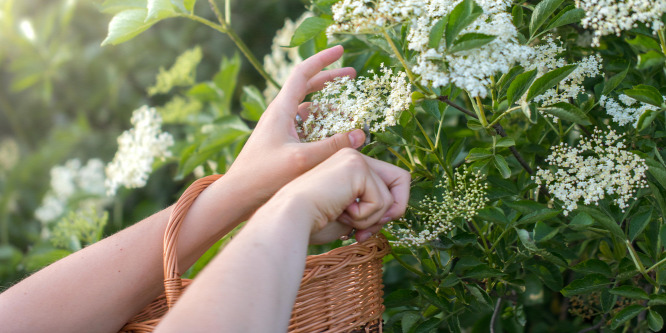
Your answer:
(120, 174), (389, 333)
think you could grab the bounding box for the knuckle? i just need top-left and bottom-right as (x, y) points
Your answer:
(289, 148), (310, 171)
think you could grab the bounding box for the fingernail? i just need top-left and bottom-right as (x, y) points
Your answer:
(348, 130), (364, 148)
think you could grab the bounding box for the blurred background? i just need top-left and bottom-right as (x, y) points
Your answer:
(0, 0), (306, 286)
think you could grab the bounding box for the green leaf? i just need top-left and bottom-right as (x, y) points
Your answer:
(465, 284), (493, 309)
(422, 99), (442, 119)
(539, 103), (591, 125)
(493, 154), (511, 178)
(183, 0), (196, 12)
(529, 0), (564, 36)
(646, 156), (666, 190)
(402, 312), (420, 333)
(146, 0), (176, 21)
(497, 66), (524, 98)
(572, 259), (612, 277)
(448, 33), (497, 53)
(516, 228), (539, 252)
(507, 69), (537, 106)
(534, 220), (558, 242)
(467, 147), (493, 162)
(511, 5), (524, 27)
(610, 304), (645, 330)
(602, 66), (630, 96)
(384, 289), (419, 308)
(240, 85), (267, 122)
(463, 264), (506, 279)
(637, 109), (659, 132)
(476, 206), (509, 225)
(415, 285), (447, 309)
(543, 6), (584, 31)
(445, 0), (483, 48)
(414, 318), (442, 333)
(428, 16), (447, 49)
(526, 64), (577, 102)
(610, 285), (649, 300)
(560, 274), (612, 297)
(648, 294), (666, 306)
(101, 0), (146, 14)
(213, 54), (241, 115)
(649, 310), (664, 332)
(289, 17), (333, 47)
(637, 50), (666, 70)
(516, 208), (561, 226)
(101, 9), (160, 46)
(495, 137), (515, 148)
(569, 212), (594, 230)
(624, 84), (664, 107)
(575, 205), (624, 240)
(628, 208), (652, 242)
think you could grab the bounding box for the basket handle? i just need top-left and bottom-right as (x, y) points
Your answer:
(163, 174), (223, 308)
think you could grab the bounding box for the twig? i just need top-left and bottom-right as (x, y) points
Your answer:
(490, 297), (502, 333)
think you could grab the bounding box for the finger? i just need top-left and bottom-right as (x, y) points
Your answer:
(302, 129), (365, 164)
(275, 45), (345, 111)
(363, 156), (411, 221)
(306, 67), (357, 94)
(297, 102), (312, 121)
(355, 224), (383, 243)
(346, 171), (392, 229)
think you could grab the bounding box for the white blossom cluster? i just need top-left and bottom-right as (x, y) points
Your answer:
(263, 12), (313, 102)
(575, 0), (666, 46)
(521, 36), (602, 107)
(105, 105), (174, 195)
(408, 0), (533, 97)
(327, 0), (425, 36)
(300, 64), (411, 141)
(534, 129), (647, 216)
(35, 159), (107, 226)
(388, 167), (488, 246)
(600, 94), (661, 127)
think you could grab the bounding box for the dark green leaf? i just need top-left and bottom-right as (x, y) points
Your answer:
(560, 274), (612, 297)
(576, 205), (624, 240)
(505, 200), (545, 215)
(495, 137), (515, 148)
(646, 157), (666, 191)
(534, 220), (558, 242)
(422, 99), (441, 119)
(465, 284), (493, 309)
(637, 109), (659, 132)
(401, 312), (420, 333)
(440, 274), (460, 288)
(610, 285), (649, 300)
(526, 64), (577, 102)
(539, 103), (591, 125)
(628, 208), (652, 242)
(516, 208), (561, 226)
(289, 17), (333, 47)
(467, 147), (493, 162)
(102, 9), (162, 46)
(428, 16), (447, 49)
(463, 264), (506, 279)
(476, 206), (509, 225)
(624, 84), (663, 107)
(529, 0), (564, 36)
(602, 66), (629, 96)
(516, 229), (539, 252)
(445, 0), (483, 47)
(414, 318), (442, 333)
(544, 7), (584, 31)
(415, 285), (447, 309)
(497, 66), (524, 97)
(649, 310), (664, 332)
(572, 259), (612, 277)
(601, 290), (615, 313)
(610, 304), (644, 329)
(507, 69), (537, 106)
(493, 154), (511, 178)
(384, 289), (419, 307)
(569, 212), (594, 230)
(512, 5), (524, 27)
(449, 33), (497, 53)
(648, 294), (666, 306)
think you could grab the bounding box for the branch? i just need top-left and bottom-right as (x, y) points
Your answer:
(490, 297), (502, 333)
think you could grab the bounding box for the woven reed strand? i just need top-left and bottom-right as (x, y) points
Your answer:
(120, 174), (389, 333)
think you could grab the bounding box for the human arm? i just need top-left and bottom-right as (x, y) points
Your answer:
(0, 46), (365, 333)
(155, 148), (411, 333)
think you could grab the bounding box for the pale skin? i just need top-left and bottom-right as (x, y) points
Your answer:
(0, 45), (410, 332)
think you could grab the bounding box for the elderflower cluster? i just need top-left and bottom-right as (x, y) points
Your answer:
(408, 0), (533, 97)
(35, 159), (107, 228)
(105, 106), (174, 195)
(263, 12), (313, 102)
(388, 168), (488, 247)
(521, 36), (602, 107)
(327, 0), (425, 36)
(534, 129), (647, 216)
(575, 0), (666, 46)
(300, 64), (411, 141)
(147, 46), (202, 96)
(600, 94), (661, 127)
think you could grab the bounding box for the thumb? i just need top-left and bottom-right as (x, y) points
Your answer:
(304, 129), (366, 164)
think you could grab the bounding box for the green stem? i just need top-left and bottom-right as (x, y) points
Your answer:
(471, 219), (491, 255)
(381, 29), (431, 96)
(474, 96), (488, 127)
(387, 146), (415, 172)
(647, 255), (666, 273)
(658, 28), (666, 56)
(489, 227), (512, 253)
(391, 251), (425, 277)
(486, 106), (520, 129)
(626, 240), (659, 288)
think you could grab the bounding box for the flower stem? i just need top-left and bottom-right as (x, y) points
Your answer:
(474, 96), (488, 127)
(381, 29), (431, 96)
(626, 240), (659, 288)
(387, 146), (415, 172)
(647, 255), (666, 273)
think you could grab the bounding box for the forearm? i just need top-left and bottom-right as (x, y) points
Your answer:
(0, 173), (261, 333)
(156, 191), (311, 333)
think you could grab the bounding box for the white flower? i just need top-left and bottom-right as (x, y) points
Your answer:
(600, 94), (661, 127)
(327, 0), (425, 37)
(388, 167), (488, 246)
(300, 64), (411, 141)
(534, 129), (648, 216)
(575, 0), (666, 46)
(105, 106), (174, 195)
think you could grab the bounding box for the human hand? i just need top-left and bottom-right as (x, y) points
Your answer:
(271, 148), (410, 244)
(225, 46), (365, 209)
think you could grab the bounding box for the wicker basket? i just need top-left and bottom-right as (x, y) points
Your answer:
(120, 175), (390, 333)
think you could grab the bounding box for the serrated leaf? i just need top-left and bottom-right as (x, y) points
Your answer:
(289, 17), (332, 47)
(429, 16), (447, 49)
(573, 259), (612, 277)
(561, 274), (611, 297)
(101, 9), (160, 46)
(463, 264), (506, 279)
(649, 310), (664, 332)
(628, 208), (652, 242)
(543, 6), (584, 31)
(467, 147), (493, 162)
(610, 304), (644, 330)
(146, 0), (175, 21)
(624, 84), (664, 107)
(498, 66), (524, 97)
(648, 294), (666, 306)
(507, 69), (537, 106)
(539, 103), (591, 125)
(530, 0), (564, 36)
(448, 33), (497, 53)
(610, 285), (649, 300)
(602, 66), (630, 96)
(445, 0), (483, 48)
(493, 154), (511, 178)
(526, 64), (577, 101)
